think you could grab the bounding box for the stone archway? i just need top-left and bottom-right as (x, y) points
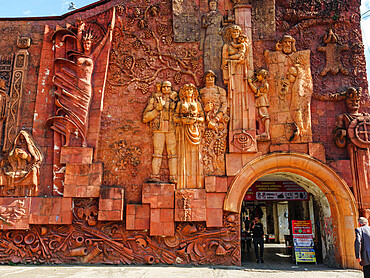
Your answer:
(224, 152), (358, 268)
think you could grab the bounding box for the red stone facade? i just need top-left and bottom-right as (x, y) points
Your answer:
(0, 0), (366, 268)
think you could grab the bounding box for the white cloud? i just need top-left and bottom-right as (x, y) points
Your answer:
(23, 10), (31, 16)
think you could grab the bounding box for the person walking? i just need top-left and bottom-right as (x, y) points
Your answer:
(355, 217), (370, 278)
(244, 216), (252, 252)
(251, 217), (264, 263)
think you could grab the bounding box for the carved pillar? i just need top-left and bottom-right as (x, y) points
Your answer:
(229, 2), (257, 153)
(3, 37), (30, 151)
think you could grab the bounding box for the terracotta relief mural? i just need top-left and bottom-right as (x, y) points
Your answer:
(0, 211), (239, 265)
(0, 0), (365, 268)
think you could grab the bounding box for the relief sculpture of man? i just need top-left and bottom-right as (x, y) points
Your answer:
(200, 0), (224, 85)
(333, 87), (370, 216)
(199, 70), (228, 175)
(264, 35), (313, 143)
(143, 81), (178, 183)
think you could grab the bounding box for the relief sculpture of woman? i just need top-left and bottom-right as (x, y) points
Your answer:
(0, 131), (42, 196)
(47, 20), (113, 147)
(174, 84), (205, 189)
(222, 24), (249, 131)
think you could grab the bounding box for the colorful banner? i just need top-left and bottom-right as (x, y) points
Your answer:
(244, 181), (309, 201)
(292, 220), (316, 263)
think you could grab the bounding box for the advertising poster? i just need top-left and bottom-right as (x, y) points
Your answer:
(292, 220), (316, 263)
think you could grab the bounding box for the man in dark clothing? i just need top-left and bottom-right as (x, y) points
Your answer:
(251, 217), (264, 263)
(244, 217), (252, 252)
(355, 217), (370, 278)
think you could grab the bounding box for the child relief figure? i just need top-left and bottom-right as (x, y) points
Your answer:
(247, 69), (270, 141)
(228, 34), (249, 64)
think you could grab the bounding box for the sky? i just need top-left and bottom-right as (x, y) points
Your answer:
(0, 0), (96, 17)
(0, 0), (369, 86)
(361, 0), (370, 86)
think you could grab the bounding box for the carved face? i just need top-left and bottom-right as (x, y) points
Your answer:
(346, 97), (360, 113)
(209, 1), (217, 11)
(238, 36), (246, 43)
(155, 83), (162, 93)
(83, 40), (92, 52)
(185, 87), (194, 98)
(256, 74), (263, 82)
(231, 29), (240, 40)
(205, 73), (215, 84)
(281, 39), (293, 54)
(16, 134), (27, 149)
(162, 85), (171, 95)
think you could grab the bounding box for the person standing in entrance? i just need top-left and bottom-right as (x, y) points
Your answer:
(251, 217), (264, 263)
(355, 217), (370, 278)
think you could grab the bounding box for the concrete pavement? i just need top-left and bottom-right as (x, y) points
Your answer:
(0, 265), (362, 278)
(0, 244), (363, 278)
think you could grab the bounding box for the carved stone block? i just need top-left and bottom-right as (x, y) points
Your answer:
(142, 183), (175, 209)
(225, 152), (262, 176)
(150, 208), (174, 236)
(63, 163), (103, 198)
(126, 204), (150, 231)
(172, 0), (200, 42)
(0, 197), (30, 229)
(206, 193), (225, 227)
(206, 192), (225, 227)
(175, 189), (206, 222)
(205, 176), (228, 193)
(29, 197), (72, 225)
(98, 187), (124, 221)
(60, 147), (93, 164)
(308, 143), (326, 163)
(206, 208), (223, 227)
(252, 0), (275, 41)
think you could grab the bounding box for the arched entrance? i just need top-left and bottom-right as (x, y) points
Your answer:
(224, 152), (358, 268)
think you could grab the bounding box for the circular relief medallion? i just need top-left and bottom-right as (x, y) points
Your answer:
(348, 116), (370, 148)
(164, 235), (180, 248)
(231, 131), (256, 151)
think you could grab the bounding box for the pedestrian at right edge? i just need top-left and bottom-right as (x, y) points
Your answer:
(355, 217), (370, 278)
